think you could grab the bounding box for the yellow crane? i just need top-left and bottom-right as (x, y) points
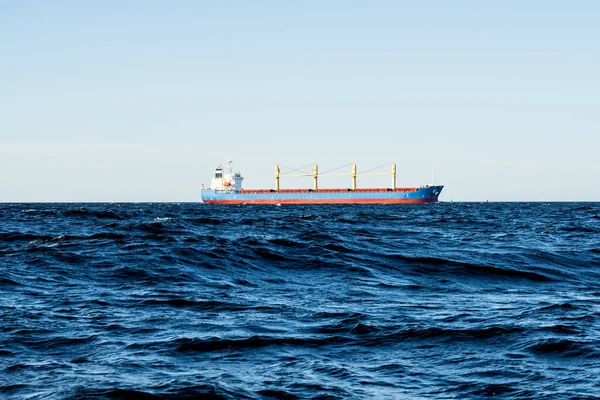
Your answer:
(274, 162), (397, 191)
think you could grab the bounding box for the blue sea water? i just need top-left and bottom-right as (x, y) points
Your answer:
(1, 202), (599, 399)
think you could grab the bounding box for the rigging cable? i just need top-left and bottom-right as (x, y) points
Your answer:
(279, 163), (315, 175)
(320, 162), (355, 175)
(360, 162), (393, 174)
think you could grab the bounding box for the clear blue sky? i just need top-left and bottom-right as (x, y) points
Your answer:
(2, 1), (598, 201)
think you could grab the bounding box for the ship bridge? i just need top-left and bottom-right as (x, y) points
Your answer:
(209, 159), (244, 191)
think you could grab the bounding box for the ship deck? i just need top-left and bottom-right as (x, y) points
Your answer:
(237, 187), (422, 194)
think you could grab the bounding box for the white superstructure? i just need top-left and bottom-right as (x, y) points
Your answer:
(209, 159), (244, 191)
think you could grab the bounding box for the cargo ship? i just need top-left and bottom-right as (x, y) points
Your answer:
(200, 159), (443, 204)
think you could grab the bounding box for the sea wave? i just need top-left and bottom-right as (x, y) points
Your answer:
(0, 202), (599, 398)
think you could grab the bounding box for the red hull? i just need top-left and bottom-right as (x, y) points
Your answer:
(203, 198), (438, 204)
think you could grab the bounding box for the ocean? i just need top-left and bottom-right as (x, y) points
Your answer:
(1, 202), (599, 399)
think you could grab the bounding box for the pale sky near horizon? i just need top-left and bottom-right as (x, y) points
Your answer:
(1, 1), (599, 202)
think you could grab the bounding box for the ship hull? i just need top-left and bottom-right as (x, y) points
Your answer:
(200, 186), (444, 204)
